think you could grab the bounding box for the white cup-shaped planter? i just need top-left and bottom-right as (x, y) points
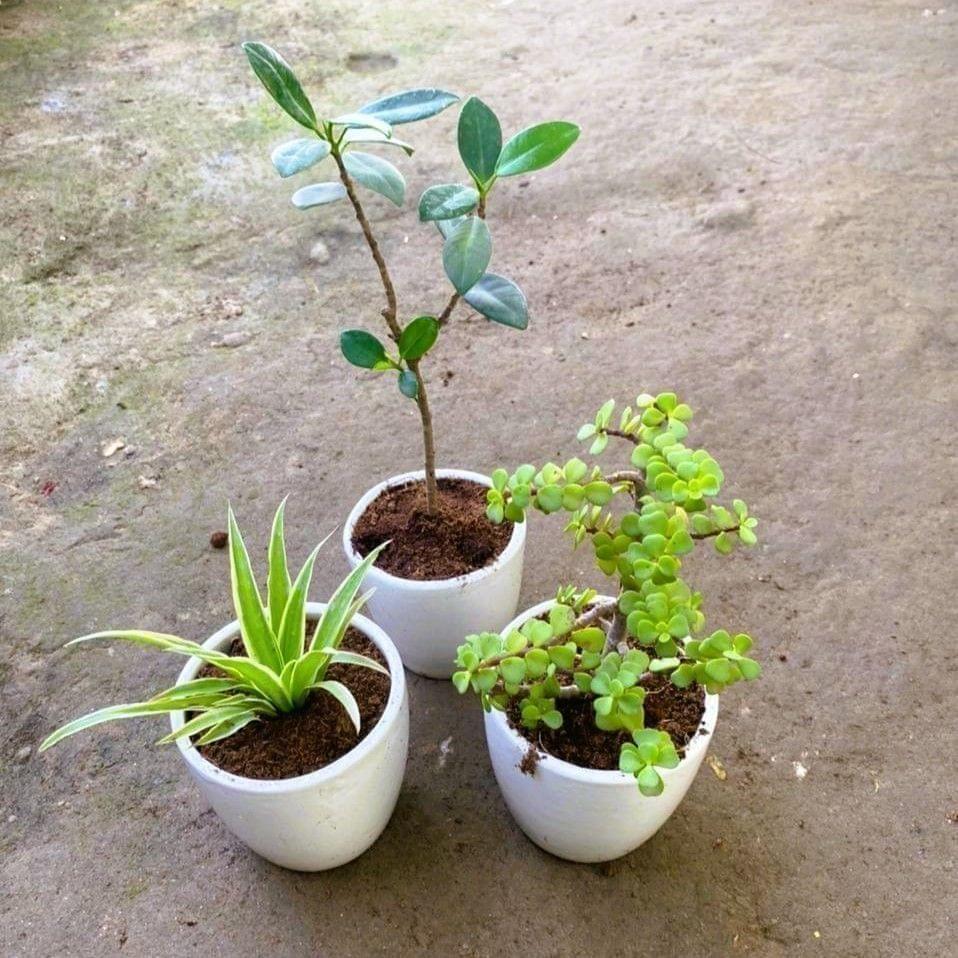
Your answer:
(170, 603), (409, 871)
(343, 468), (527, 679)
(484, 597), (718, 863)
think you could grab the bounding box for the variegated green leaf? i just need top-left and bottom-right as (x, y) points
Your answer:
(39, 700), (197, 752)
(320, 648), (389, 676)
(266, 498), (292, 634)
(312, 680), (361, 733)
(228, 505), (282, 671)
(275, 541), (320, 664)
(194, 710), (261, 746)
(158, 698), (272, 744)
(309, 546), (385, 652)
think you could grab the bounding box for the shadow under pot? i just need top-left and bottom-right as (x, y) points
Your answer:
(343, 468), (527, 679)
(171, 603), (409, 871)
(483, 597), (719, 863)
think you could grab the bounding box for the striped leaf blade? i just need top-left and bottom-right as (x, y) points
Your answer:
(227, 506), (282, 671)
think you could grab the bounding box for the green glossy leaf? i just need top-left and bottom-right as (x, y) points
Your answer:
(457, 96), (501, 186)
(270, 137), (330, 177)
(398, 316), (439, 361)
(496, 121), (580, 177)
(442, 216), (492, 294)
(291, 182), (347, 209)
(435, 215), (465, 240)
(357, 88), (458, 125)
(418, 183), (479, 221)
(340, 329), (387, 369)
(227, 506), (282, 672)
(343, 151), (405, 206)
(452, 670), (471, 694)
(398, 369), (419, 398)
(463, 273), (528, 329)
(242, 41), (317, 131)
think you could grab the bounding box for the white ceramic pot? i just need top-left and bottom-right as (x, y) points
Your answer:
(484, 597), (719, 863)
(170, 603), (409, 871)
(342, 468), (527, 679)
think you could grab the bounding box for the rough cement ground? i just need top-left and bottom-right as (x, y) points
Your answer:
(1, 0), (956, 955)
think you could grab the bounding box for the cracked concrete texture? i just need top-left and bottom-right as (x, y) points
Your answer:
(1, 0), (956, 955)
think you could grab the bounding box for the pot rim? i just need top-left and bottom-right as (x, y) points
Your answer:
(486, 596), (719, 787)
(171, 602), (406, 794)
(342, 467), (527, 590)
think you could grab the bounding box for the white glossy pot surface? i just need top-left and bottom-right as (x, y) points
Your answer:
(484, 597), (718, 863)
(343, 469), (526, 679)
(171, 603), (409, 871)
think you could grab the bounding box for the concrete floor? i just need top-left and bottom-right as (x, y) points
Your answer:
(1, 1), (956, 955)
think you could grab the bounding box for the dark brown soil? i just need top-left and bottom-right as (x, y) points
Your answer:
(508, 674), (705, 772)
(351, 477), (513, 580)
(194, 627), (391, 780)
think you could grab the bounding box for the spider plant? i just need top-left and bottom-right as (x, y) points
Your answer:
(40, 500), (387, 752)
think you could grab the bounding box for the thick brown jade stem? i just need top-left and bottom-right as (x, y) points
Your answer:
(332, 148), (439, 512)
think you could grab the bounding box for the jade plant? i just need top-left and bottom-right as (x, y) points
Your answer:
(452, 392), (761, 796)
(40, 501), (386, 752)
(243, 41), (579, 512)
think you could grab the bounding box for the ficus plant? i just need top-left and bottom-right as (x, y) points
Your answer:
(243, 41), (579, 512)
(40, 501), (386, 752)
(452, 392), (762, 796)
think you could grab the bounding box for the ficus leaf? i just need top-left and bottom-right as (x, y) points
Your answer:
(343, 151), (405, 206)
(358, 88), (458, 125)
(291, 182), (347, 209)
(496, 121), (580, 177)
(457, 96), (502, 187)
(340, 329), (387, 369)
(398, 316), (439, 361)
(442, 216), (492, 294)
(242, 41), (318, 132)
(463, 273), (528, 329)
(270, 137), (330, 177)
(398, 369), (419, 399)
(418, 183), (479, 221)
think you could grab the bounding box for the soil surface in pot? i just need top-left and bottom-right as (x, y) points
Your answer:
(508, 674), (705, 773)
(351, 476), (513, 580)
(193, 627), (390, 780)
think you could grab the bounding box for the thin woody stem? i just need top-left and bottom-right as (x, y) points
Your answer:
(604, 607), (628, 653)
(691, 523), (742, 540)
(332, 146), (438, 511)
(331, 149), (400, 338)
(477, 599), (618, 671)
